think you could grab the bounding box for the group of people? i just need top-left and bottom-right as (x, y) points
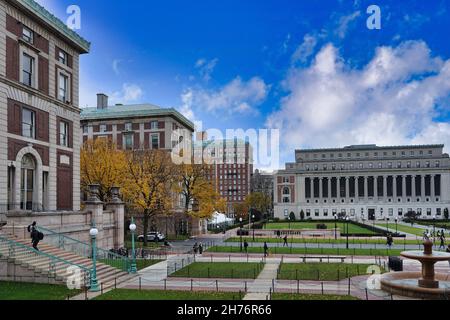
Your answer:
(422, 229), (448, 250)
(193, 242), (204, 254)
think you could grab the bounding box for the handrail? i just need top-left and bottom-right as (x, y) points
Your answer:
(0, 233), (91, 285)
(36, 225), (130, 273)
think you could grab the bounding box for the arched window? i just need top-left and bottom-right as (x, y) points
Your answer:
(20, 154), (36, 210)
(283, 187), (290, 195)
(282, 187), (290, 203)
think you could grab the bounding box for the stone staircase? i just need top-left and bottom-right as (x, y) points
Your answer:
(0, 231), (135, 289)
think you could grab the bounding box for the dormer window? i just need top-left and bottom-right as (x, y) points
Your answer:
(22, 26), (34, 44)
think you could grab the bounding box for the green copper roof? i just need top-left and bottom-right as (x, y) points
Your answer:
(80, 104), (195, 131)
(15, 0), (90, 53)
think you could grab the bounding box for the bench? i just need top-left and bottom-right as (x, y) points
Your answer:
(301, 256), (346, 263)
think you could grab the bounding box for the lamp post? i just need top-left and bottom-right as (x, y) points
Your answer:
(288, 216), (291, 230)
(239, 217), (243, 252)
(252, 214), (255, 241)
(386, 217), (389, 233)
(333, 213), (337, 240)
(129, 217), (137, 273)
(432, 215), (436, 241)
(345, 216), (349, 249)
(394, 218), (398, 234)
(89, 224), (99, 292)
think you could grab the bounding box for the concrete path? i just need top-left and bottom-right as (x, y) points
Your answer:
(244, 259), (280, 300)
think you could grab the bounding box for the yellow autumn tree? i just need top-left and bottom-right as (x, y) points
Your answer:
(80, 138), (126, 202)
(121, 149), (176, 246)
(245, 192), (271, 217)
(176, 163), (226, 230)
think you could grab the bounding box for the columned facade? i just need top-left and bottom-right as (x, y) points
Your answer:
(274, 144), (450, 221)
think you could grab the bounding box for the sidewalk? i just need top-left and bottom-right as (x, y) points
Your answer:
(244, 259), (280, 300)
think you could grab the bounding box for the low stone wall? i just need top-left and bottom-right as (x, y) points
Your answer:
(0, 257), (62, 285)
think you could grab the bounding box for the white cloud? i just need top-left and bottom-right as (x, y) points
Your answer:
(178, 89), (196, 122)
(195, 58), (219, 81)
(186, 76), (269, 116)
(266, 40), (450, 155)
(110, 83), (144, 104)
(335, 11), (361, 39)
(112, 59), (122, 75)
(291, 34), (317, 64)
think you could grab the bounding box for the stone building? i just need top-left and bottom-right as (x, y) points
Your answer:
(274, 144), (450, 221)
(0, 0), (123, 249)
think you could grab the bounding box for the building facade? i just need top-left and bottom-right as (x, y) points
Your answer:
(0, 0), (90, 213)
(274, 144), (450, 221)
(194, 134), (253, 216)
(80, 93), (194, 151)
(250, 169), (274, 217)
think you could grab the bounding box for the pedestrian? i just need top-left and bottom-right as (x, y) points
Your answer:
(27, 221), (40, 251)
(439, 235), (446, 250)
(244, 240), (249, 253)
(276, 230), (281, 238)
(263, 242), (269, 257)
(283, 235), (288, 247)
(193, 242), (198, 254)
(199, 242), (203, 255)
(446, 245), (450, 267)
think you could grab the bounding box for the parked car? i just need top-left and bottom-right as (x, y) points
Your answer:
(137, 232), (165, 242)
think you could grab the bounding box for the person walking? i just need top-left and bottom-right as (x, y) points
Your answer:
(198, 242), (203, 255)
(446, 245), (450, 267)
(27, 221), (40, 251)
(439, 235), (446, 250)
(283, 235), (288, 247)
(244, 240), (249, 253)
(263, 242), (269, 257)
(193, 242), (198, 254)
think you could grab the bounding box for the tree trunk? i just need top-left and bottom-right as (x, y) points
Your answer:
(143, 209), (149, 247)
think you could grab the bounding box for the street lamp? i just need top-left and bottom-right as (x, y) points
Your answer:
(239, 217), (243, 252)
(252, 214), (255, 241)
(333, 213), (337, 240)
(89, 224), (99, 292)
(345, 216), (350, 249)
(288, 216), (291, 230)
(394, 218), (398, 234)
(386, 217), (389, 233)
(129, 218), (137, 273)
(432, 215), (436, 241)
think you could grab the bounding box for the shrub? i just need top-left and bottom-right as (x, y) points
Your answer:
(237, 229), (249, 236)
(444, 208), (449, 220)
(316, 223), (327, 229)
(299, 210), (305, 220)
(289, 212), (296, 221)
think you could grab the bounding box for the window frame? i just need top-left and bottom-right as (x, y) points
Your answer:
(22, 25), (34, 44)
(59, 120), (69, 147)
(22, 107), (36, 139)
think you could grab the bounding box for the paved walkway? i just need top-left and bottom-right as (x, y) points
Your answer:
(244, 259), (280, 300)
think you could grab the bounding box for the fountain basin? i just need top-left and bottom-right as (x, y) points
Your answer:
(381, 271), (450, 300)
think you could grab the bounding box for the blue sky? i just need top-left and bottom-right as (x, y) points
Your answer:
(37, 0), (450, 170)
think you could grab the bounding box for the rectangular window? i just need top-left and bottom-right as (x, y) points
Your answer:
(58, 73), (69, 102)
(22, 108), (35, 138)
(99, 124), (107, 132)
(124, 122), (132, 131)
(82, 125), (88, 134)
(151, 134), (159, 149)
(22, 53), (34, 87)
(59, 121), (69, 147)
(124, 134), (133, 150)
(22, 26), (34, 43)
(58, 50), (68, 65)
(150, 121), (158, 129)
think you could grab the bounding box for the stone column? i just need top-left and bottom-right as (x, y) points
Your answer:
(319, 177), (323, 200)
(364, 176), (368, 200)
(431, 175), (435, 200)
(84, 184), (104, 248)
(328, 177), (332, 201)
(402, 175), (406, 200)
(374, 176), (378, 199)
(105, 186), (125, 249)
(355, 177), (359, 199)
(393, 175), (397, 199)
(412, 175), (416, 198)
(383, 175), (387, 199)
(421, 175), (425, 198)
(345, 176), (349, 199)
(310, 177), (314, 199)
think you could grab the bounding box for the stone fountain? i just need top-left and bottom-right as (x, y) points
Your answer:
(380, 239), (450, 299)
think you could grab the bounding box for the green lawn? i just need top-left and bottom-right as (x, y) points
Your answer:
(94, 289), (243, 300)
(170, 262), (264, 279)
(207, 245), (403, 256)
(264, 222), (378, 235)
(277, 263), (383, 281)
(375, 223), (424, 237)
(225, 237), (421, 245)
(415, 221), (450, 230)
(271, 293), (359, 300)
(0, 281), (81, 300)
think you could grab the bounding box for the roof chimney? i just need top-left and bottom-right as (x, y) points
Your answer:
(96, 93), (108, 109)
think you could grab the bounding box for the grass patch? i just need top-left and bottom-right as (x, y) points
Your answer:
(225, 237), (421, 245)
(0, 281), (81, 300)
(277, 263), (383, 281)
(272, 293), (359, 300)
(264, 222), (378, 235)
(375, 223), (424, 237)
(99, 259), (163, 271)
(207, 245), (402, 256)
(170, 262), (264, 279)
(94, 289), (243, 300)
